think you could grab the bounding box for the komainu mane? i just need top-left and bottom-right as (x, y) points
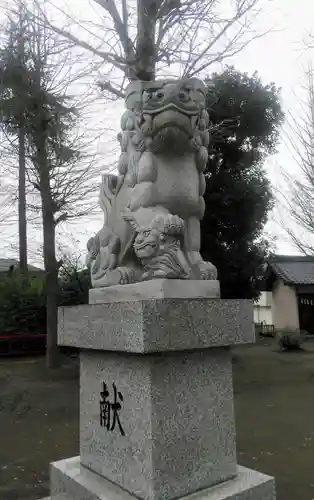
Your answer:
(87, 78), (217, 287)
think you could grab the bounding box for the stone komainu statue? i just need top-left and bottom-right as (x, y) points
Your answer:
(87, 78), (217, 287)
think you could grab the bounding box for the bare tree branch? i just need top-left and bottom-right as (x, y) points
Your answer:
(18, 0), (271, 99)
(281, 63), (314, 255)
(32, 4), (127, 68)
(0, 0), (117, 366)
(94, 0), (134, 65)
(121, 0), (129, 30)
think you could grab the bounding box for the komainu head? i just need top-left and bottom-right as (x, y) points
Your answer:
(124, 78), (209, 154)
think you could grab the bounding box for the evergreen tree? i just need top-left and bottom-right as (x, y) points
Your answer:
(201, 68), (284, 299)
(0, 7), (96, 367)
(0, 10), (28, 270)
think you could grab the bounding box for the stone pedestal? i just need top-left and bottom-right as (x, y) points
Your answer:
(50, 457), (275, 500)
(45, 280), (276, 500)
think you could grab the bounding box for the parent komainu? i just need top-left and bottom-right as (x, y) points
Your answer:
(87, 77), (218, 287)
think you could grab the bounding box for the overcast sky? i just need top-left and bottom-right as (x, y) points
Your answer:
(227, 0), (314, 254)
(1, 0), (314, 263)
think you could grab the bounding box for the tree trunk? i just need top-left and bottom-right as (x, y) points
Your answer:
(135, 0), (157, 80)
(42, 194), (60, 369)
(18, 124), (27, 272)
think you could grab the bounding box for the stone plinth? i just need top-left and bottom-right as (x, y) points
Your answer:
(50, 457), (276, 500)
(89, 279), (221, 303)
(46, 280), (275, 500)
(80, 348), (236, 500)
(58, 283), (254, 354)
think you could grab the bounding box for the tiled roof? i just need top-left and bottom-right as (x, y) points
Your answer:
(268, 255), (314, 285)
(0, 258), (43, 273)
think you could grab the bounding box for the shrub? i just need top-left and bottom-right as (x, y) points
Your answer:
(57, 263), (91, 360)
(277, 329), (303, 351)
(0, 258), (91, 338)
(0, 271), (46, 335)
(58, 265), (90, 306)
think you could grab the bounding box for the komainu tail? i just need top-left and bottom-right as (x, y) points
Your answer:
(99, 174), (118, 225)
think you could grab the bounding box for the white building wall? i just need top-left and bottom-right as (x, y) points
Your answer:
(272, 279), (299, 330)
(253, 291), (273, 325)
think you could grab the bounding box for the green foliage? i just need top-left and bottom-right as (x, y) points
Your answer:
(0, 271), (46, 335)
(277, 330), (304, 351)
(0, 260), (91, 337)
(0, 12), (36, 134)
(58, 263), (91, 306)
(201, 67), (284, 299)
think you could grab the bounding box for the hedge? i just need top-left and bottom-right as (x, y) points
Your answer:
(0, 271), (46, 335)
(0, 266), (91, 336)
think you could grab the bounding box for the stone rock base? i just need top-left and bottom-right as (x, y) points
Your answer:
(49, 456), (275, 500)
(88, 279), (221, 304)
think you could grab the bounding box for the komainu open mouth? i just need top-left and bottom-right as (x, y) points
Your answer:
(134, 242), (158, 252)
(151, 110), (193, 138)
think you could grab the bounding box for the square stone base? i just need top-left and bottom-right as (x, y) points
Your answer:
(49, 456), (276, 500)
(58, 297), (254, 353)
(80, 348), (237, 500)
(89, 279), (221, 304)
